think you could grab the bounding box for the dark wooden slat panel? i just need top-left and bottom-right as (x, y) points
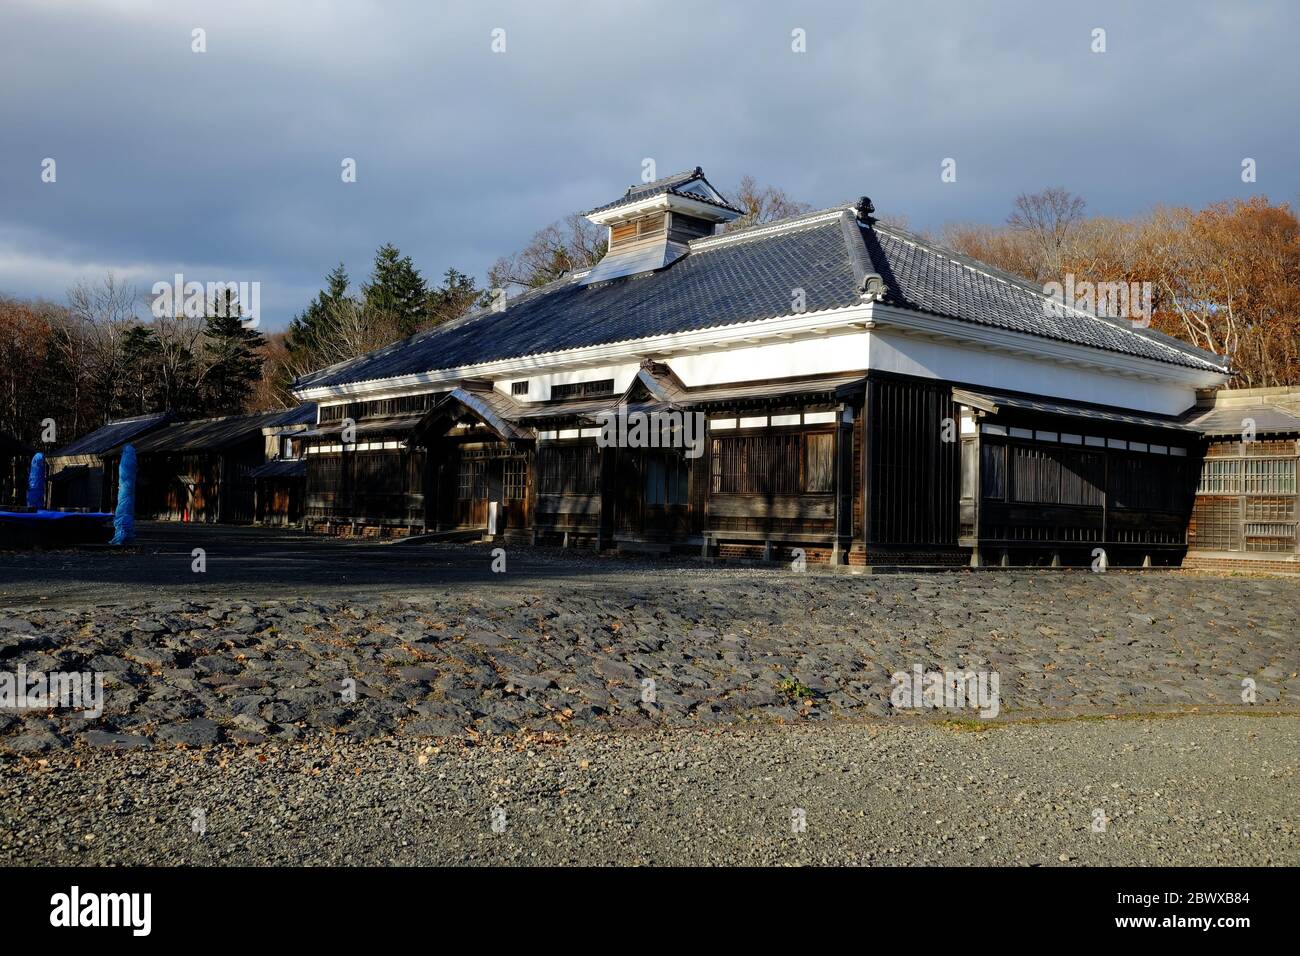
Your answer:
(708, 495), (834, 520)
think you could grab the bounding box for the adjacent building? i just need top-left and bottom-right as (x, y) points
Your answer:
(289, 167), (1231, 566)
(45, 412), (172, 512)
(1185, 387), (1300, 571)
(104, 406), (315, 524)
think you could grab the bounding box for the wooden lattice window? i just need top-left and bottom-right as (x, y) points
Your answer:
(457, 459), (486, 500)
(550, 380), (614, 401)
(710, 430), (832, 495)
(1244, 457), (1296, 495)
(503, 458), (527, 501)
(537, 443), (599, 495)
(1199, 458), (1241, 494)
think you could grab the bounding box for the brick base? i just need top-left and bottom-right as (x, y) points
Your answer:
(1181, 552), (1299, 574)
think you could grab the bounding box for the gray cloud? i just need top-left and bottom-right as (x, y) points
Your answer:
(1, 0), (1296, 329)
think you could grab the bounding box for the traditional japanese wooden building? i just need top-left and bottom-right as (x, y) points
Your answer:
(45, 412), (172, 512)
(1184, 386), (1300, 571)
(291, 167), (1231, 564)
(105, 405), (315, 524)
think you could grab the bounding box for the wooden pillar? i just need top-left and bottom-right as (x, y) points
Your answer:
(832, 405), (852, 565)
(597, 445), (614, 551)
(861, 378), (872, 551)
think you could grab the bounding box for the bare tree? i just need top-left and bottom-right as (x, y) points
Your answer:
(488, 212), (606, 294)
(724, 175), (812, 232)
(55, 273), (140, 430)
(282, 295), (403, 382)
(1006, 187), (1087, 282)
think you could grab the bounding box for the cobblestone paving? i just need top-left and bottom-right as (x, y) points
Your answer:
(2, 566), (1295, 752)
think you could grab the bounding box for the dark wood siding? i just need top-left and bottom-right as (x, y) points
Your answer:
(534, 440), (601, 539)
(305, 444), (425, 528)
(865, 376), (960, 546)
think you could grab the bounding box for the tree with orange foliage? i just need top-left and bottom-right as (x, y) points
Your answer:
(945, 191), (1300, 386)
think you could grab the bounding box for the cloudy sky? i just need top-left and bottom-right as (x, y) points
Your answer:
(1, 0), (1296, 330)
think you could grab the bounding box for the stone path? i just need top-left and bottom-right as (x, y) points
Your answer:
(2, 570), (1295, 751)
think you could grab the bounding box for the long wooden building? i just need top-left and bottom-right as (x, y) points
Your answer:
(104, 406), (315, 524)
(291, 167), (1231, 566)
(46, 412), (172, 512)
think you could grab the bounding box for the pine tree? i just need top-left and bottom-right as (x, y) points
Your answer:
(288, 262), (350, 360)
(118, 325), (162, 415)
(201, 290), (264, 414)
(426, 267), (484, 327)
(363, 244), (427, 337)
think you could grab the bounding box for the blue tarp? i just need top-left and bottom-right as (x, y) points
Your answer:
(0, 510), (113, 521)
(26, 453), (46, 508)
(111, 444), (137, 545)
(0, 509), (114, 547)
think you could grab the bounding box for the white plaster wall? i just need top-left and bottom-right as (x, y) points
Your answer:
(669, 332), (869, 387)
(866, 330), (1196, 417)
(494, 363), (641, 401)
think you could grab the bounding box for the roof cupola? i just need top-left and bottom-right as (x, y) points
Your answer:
(578, 167), (741, 286)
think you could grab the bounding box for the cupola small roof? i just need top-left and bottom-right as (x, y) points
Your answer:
(584, 167), (742, 225)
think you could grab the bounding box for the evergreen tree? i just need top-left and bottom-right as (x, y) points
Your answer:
(201, 289), (264, 414)
(118, 325), (161, 416)
(288, 262), (350, 359)
(426, 267), (485, 327)
(363, 244), (427, 337)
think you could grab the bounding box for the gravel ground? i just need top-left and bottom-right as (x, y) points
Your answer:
(2, 562), (1295, 752)
(2, 715), (1294, 866)
(3, 527), (1295, 866)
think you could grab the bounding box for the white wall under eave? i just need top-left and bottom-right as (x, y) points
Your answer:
(494, 362), (642, 401)
(669, 332), (870, 387)
(866, 330), (1197, 417)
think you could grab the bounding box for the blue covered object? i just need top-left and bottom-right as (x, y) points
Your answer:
(26, 452), (46, 509)
(111, 444), (137, 546)
(0, 510), (111, 521)
(0, 509), (114, 547)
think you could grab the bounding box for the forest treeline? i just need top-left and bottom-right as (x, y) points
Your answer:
(2, 181), (1296, 448)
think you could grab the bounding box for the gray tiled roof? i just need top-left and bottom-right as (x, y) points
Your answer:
(50, 412), (171, 458)
(864, 223), (1225, 372)
(296, 216), (860, 389)
(954, 388), (1200, 433)
(434, 387), (532, 441)
(294, 207), (1225, 393)
(130, 405), (316, 454)
(1187, 404), (1300, 437)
